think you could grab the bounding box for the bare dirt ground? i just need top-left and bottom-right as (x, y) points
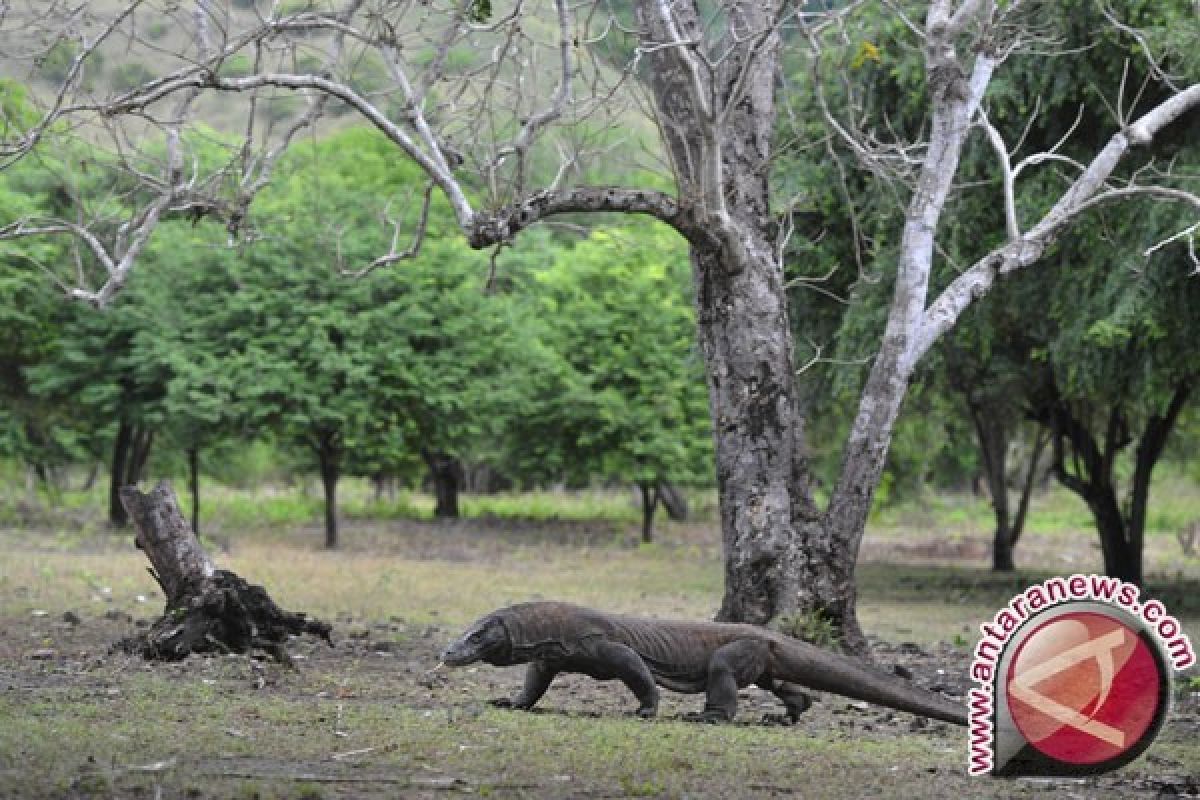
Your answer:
(1, 516), (1198, 799)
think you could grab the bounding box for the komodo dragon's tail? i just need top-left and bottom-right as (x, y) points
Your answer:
(769, 639), (967, 726)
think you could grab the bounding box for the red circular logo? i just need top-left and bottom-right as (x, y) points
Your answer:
(1005, 611), (1165, 766)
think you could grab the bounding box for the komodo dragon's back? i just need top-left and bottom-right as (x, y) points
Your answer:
(497, 601), (769, 692)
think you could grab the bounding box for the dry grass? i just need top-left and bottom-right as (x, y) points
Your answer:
(0, 503), (1197, 799)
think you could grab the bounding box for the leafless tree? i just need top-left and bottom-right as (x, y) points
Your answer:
(1, 0), (1197, 653)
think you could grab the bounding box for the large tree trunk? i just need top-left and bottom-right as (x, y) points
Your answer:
(633, 0), (817, 633)
(693, 241), (814, 627)
(117, 481), (331, 662)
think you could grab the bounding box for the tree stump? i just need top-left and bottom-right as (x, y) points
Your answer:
(117, 481), (332, 663)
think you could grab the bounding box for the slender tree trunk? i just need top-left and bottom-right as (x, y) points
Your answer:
(969, 405), (1015, 571)
(1008, 427), (1049, 552)
(423, 451), (461, 519)
(187, 445), (200, 537)
(316, 435), (340, 549)
(82, 461), (100, 492)
(109, 419), (132, 527)
(658, 482), (688, 521)
(638, 482), (659, 544)
(127, 427), (154, 484)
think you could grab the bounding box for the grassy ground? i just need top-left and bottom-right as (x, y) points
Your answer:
(0, 481), (1198, 799)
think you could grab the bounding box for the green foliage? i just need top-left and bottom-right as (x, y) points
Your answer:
(264, 95), (303, 122)
(773, 609), (841, 649)
(36, 40), (82, 83)
(467, 0), (492, 24)
(109, 62), (156, 92)
(780, 0), (1200, 512)
(221, 126), (525, 499)
(0, 110), (716, 523)
(0, 81), (41, 139)
(276, 0), (333, 15)
(144, 20), (169, 40)
(217, 53), (255, 79)
(511, 223), (712, 488)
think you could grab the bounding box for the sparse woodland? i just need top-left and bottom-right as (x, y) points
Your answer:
(0, 9), (1198, 786)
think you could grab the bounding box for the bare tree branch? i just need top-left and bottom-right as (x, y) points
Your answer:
(914, 84), (1200, 363)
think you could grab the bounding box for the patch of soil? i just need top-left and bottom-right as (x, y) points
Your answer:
(3, 601), (1197, 798)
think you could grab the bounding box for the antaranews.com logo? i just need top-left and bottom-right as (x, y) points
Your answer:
(967, 574), (1195, 777)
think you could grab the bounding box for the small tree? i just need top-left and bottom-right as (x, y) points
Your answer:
(1022, 222), (1199, 584)
(521, 224), (712, 541)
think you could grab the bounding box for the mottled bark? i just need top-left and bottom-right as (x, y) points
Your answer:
(631, 0), (818, 629)
(122, 480), (215, 606)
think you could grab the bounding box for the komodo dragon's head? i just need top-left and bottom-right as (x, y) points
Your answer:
(441, 612), (511, 666)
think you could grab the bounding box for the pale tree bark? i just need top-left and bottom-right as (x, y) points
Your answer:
(1, 1), (1197, 655)
(787, 0), (1199, 652)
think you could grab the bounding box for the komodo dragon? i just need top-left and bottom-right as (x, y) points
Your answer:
(441, 601), (966, 726)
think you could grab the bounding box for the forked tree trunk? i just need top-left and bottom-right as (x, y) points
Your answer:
(633, 0), (820, 636)
(1040, 378), (1190, 587)
(118, 481), (331, 662)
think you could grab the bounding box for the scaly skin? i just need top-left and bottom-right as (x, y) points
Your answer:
(441, 602), (967, 725)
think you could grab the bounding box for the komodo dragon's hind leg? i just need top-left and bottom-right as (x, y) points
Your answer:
(757, 679), (812, 726)
(686, 639), (771, 724)
(492, 660), (558, 710)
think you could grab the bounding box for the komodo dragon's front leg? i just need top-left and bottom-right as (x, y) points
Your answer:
(493, 639), (660, 718)
(492, 660), (558, 710)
